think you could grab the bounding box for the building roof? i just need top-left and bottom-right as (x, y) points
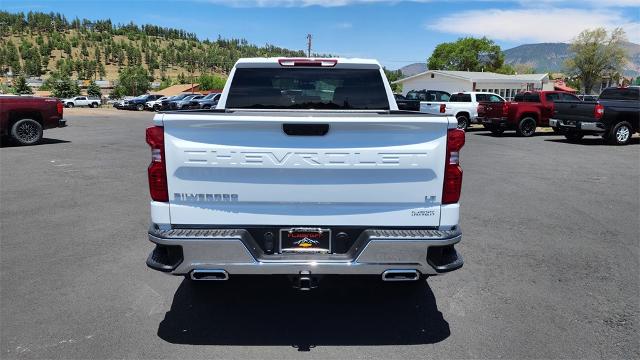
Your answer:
(553, 79), (577, 93)
(393, 70), (548, 84)
(152, 83), (200, 96)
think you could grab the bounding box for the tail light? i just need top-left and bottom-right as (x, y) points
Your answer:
(146, 126), (168, 202)
(502, 102), (509, 116)
(278, 58), (337, 67)
(56, 101), (63, 117)
(442, 128), (465, 204)
(439, 104), (446, 113)
(594, 103), (604, 120)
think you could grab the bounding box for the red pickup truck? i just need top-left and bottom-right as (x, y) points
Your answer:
(0, 96), (65, 145)
(478, 91), (581, 136)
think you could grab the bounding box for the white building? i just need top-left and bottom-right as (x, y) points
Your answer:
(393, 70), (552, 100)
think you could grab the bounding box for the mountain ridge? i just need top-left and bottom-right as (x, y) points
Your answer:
(398, 41), (640, 78)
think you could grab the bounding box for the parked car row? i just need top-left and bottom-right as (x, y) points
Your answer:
(113, 92), (221, 111)
(395, 86), (638, 145)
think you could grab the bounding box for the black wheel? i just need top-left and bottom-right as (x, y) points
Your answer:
(136, 103), (144, 111)
(564, 132), (584, 142)
(10, 119), (43, 145)
(202, 104), (211, 109)
(456, 115), (469, 130)
(91, 102), (99, 108)
(608, 121), (633, 145)
(66, 102), (74, 108)
(489, 127), (504, 136)
(516, 117), (537, 137)
(153, 104), (161, 112)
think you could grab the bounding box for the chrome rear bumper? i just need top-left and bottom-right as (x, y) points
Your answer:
(146, 226), (463, 277)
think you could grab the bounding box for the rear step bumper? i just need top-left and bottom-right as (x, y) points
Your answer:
(146, 226), (463, 276)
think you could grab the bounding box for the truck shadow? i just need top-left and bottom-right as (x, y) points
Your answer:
(157, 276), (450, 349)
(544, 137), (639, 146)
(473, 131), (558, 137)
(0, 138), (70, 148)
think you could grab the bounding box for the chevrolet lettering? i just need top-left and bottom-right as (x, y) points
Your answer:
(184, 150), (430, 168)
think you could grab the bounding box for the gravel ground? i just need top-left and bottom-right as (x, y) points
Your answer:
(1, 108), (638, 359)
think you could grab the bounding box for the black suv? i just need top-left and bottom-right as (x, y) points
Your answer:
(124, 94), (163, 111)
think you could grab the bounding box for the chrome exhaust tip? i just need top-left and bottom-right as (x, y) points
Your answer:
(381, 269), (420, 281)
(190, 269), (229, 281)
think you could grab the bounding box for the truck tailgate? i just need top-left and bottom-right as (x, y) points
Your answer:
(159, 112), (450, 227)
(420, 101), (446, 115)
(553, 101), (596, 122)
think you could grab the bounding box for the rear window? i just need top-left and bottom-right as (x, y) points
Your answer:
(226, 68), (390, 110)
(560, 93), (580, 101)
(599, 88), (640, 101)
(545, 93), (560, 102)
(477, 94), (503, 102)
(516, 92), (540, 102)
(450, 94), (472, 102)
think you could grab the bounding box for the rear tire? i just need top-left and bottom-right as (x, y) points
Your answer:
(203, 104), (211, 110)
(516, 117), (536, 137)
(91, 102), (99, 108)
(136, 103), (144, 111)
(564, 132), (584, 142)
(456, 115), (469, 130)
(10, 119), (43, 145)
(608, 121), (633, 145)
(66, 103), (74, 108)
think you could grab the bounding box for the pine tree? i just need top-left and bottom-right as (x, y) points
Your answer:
(13, 76), (33, 95)
(52, 74), (80, 98)
(5, 41), (22, 75)
(24, 47), (43, 77)
(87, 80), (102, 98)
(98, 62), (106, 80)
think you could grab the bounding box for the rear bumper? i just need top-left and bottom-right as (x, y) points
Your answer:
(549, 118), (605, 132)
(479, 117), (509, 128)
(146, 226), (463, 277)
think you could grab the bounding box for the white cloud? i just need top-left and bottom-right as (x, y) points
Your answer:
(518, 0), (640, 7)
(427, 8), (640, 43)
(203, 0), (640, 7)
(332, 22), (353, 28)
(202, 0), (433, 7)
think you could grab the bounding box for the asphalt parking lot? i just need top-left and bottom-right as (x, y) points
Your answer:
(1, 108), (638, 359)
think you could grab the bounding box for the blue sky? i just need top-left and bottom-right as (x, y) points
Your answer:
(3, 0), (640, 69)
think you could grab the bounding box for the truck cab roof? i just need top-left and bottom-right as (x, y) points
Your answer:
(234, 57), (382, 68)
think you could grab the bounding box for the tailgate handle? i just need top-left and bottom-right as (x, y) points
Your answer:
(282, 123), (329, 136)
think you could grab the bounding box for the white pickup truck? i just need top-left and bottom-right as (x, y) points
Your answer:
(421, 92), (505, 129)
(145, 58), (465, 289)
(61, 96), (100, 108)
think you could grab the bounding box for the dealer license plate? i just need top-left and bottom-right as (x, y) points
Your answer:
(280, 228), (331, 254)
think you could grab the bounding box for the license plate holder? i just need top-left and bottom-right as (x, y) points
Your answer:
(280, 228), (331, 254)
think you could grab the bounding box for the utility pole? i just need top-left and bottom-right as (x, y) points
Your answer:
(306, 34), (312, 58)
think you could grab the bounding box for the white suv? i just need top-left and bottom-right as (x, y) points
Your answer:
(62, 96), (100, 108)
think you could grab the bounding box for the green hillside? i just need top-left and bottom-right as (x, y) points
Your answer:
(0, 11), (307, 85)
